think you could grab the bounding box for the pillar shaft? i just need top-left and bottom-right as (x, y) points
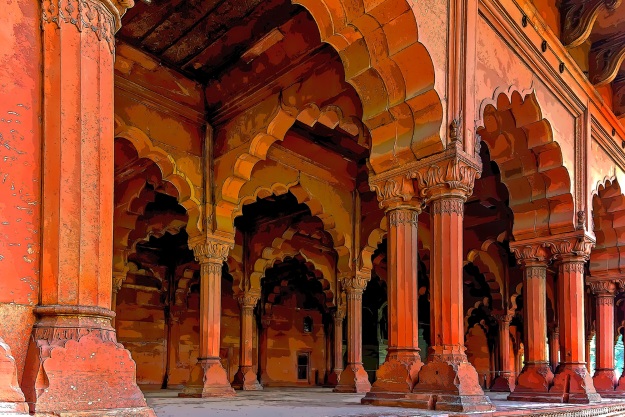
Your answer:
(547, 240), (600, 404)
(334, 275), (371, 393)
(490, 314), (515, 392)
(20, 1), (153, 414)
(411, 194), (492, 412)
(365, 206), (422, 397)
(180, 240), (235, 398)
(327, 311), (344, 386)
(549, 327), (560, 372)
(233, 293), (262, 390)
(590, 281), (620, 395)
(507, 247), (554, 402)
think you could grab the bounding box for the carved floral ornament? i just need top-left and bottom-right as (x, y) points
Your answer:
(41, 0), (132, 53)
(339, 270), (371, 293)
(238, 291), (261, 308)
(510, 234), (595, 265)
(190, 234), (234, 264)
(369, 146), (482, 210)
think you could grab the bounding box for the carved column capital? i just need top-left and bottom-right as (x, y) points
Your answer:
(561, 0), (622, 48)
(493, 313), (514, 324)
(334, 307), (346, 321)
(190, 234), (234, 265)
(339, 270), (370, 296)
(510, 242), (548, 265)
(112, 271), (126, 294)
(369, 173), (423, 211)
(409, 150), (481, 203)
(237, 291), (261, 309)
(544, 233), (595, 263)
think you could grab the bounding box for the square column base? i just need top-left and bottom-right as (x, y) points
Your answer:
(490, 373), (515, 392)
(333, 364), (371, 393)
(548, 364), (601, 404)
(232, 367), (263, 391)
(363, 352), (422, 399)
(22, 330), (154, 415)
(409, 356), (494, 412)
(507, 362), (554, 402)
(179, 359), (235, 398)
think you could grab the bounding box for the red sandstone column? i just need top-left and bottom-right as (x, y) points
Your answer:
(20, 0), (154, 414)
(327, 308), (345, 386)
(335, 273), (372, 393)
(508, 246), (554, 402)
(589, 280), (620, 396)
(363, 204), (423, 402)
(180, 239), (235, 397)
(259, 316), (271, 385)
(411, 191), (493, 412)
(233, 291), (262, 390)
(585, 330), (595, 373)
(549, 326), (560, 372)
(491, 313), (515, 392)
(548, 239), (600, 404)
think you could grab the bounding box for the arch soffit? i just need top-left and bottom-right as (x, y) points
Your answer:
(465, 240), (506, 312)
(114, 115), (203, 238)
(476, 89), (575, 240)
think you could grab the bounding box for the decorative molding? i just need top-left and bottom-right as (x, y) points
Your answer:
(388, 209), (419, 226)
(237, 291), (261, 308)
(41, 0), (119, 52)
(561, 0), (622, 48)
(525, 265), (547, 280)
(369, 173), (420, 210)
(590, 33), (625, 86)
(431, 197), (465, 217)
(510, 242), (547, 263)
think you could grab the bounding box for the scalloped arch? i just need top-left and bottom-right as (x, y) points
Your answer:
(590, 177), (625, 277)
(466, 240), (507, 312)
(114, 115), (203, 238)
(477, 90), (575, 239)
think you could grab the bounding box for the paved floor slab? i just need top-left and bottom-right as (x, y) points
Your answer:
(144, 388), (625, 417)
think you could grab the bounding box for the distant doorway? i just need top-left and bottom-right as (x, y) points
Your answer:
(297, 353), (310, 382)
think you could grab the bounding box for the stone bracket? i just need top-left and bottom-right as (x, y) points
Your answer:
(590, 32), (625, 86)
(561, 0), (622, 48)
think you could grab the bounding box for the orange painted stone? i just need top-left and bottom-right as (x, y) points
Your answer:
(490, 314), (515, 393)
(0, 337), (27, 414)
(179, 358), (236, 398)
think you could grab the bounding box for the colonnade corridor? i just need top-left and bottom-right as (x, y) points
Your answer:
(4, 0), (625, 416)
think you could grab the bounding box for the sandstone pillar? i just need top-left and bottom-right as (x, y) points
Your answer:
(20, 0), (154, 414)
(233, 292), (262, 391)
(335, 273), (371, 393)
(585, 330), (595, 373)
(549, 326), (560, 372)
(411, 188), (493, 412)
(589, 280), (621, 396)
(363, 203), (423, 402)
(548, 237), (600, 403)
(491, 313), (515, 392)
(180, 239), (235, 397)
(327, 308), (345, 386)
(508, 245), (554, 402)
(259, 316), (271, 385)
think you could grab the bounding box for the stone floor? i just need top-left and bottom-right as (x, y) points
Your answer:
(144, 388), (625, 417)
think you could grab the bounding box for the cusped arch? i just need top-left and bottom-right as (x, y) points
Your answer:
(477, 90), (575, 239)
(590, 177), (625, 277)
(292, 0), (444, 171)
(114, 115), (203, 238)
(236, 182), (352, 274)
(466, 240), (507, 312)
(253, 249), (335, 309)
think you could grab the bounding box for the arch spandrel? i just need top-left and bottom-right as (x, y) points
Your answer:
(477, 90), (576, 239)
